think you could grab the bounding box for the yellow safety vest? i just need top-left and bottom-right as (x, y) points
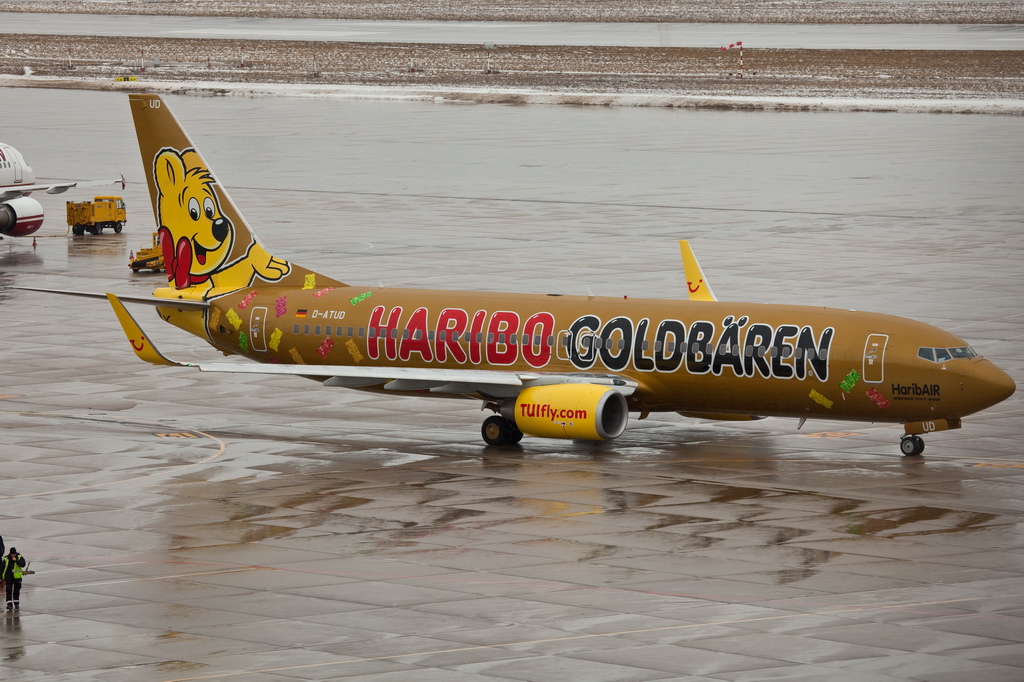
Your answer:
(2, 557), (23, 580)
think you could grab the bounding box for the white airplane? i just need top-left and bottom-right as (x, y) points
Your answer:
(0, 142), (124, 239)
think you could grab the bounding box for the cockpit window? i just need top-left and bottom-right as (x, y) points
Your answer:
(918, 345), (978, 363)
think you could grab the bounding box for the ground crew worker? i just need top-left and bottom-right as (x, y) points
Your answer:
(3, 548), (27, 611)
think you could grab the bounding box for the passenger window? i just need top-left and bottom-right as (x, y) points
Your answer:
(918, 347), (935, 362)
(293, 324), (299, 334)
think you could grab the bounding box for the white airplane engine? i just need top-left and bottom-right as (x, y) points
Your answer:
(0, 196), (44, 237)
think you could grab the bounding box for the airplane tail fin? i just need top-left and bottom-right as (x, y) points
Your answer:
(679, 240), (717, 302)
(129, 94), (344, 295)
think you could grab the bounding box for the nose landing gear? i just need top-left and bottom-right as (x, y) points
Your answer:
(899, 418), (961, 457)
(900, 434), (925, 457)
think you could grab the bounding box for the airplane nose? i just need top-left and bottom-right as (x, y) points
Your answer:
(967, 359), (1016, 410)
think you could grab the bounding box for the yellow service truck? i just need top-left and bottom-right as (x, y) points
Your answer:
(130, 232), (165, 273)
(67, 195), (127, 235)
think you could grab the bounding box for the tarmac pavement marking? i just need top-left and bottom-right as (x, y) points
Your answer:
(54, 567), (263, 589)
(0, 424), (226, 500)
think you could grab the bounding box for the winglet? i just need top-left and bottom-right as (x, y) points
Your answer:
(105, 293), (185, 366)
(679, 240), (717, 302)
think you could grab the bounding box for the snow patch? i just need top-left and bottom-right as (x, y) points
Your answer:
(2, 74), (1021, 115)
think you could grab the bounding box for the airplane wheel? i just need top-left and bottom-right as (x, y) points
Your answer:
(482, 415), (514, 446)
(508, 426), (524, 444)
(900, 435), (925, 457)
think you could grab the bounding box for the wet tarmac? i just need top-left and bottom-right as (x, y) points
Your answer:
(1, 89), (1023, 680)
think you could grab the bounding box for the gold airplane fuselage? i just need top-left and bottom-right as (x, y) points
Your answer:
(157, 284), (1013, 426)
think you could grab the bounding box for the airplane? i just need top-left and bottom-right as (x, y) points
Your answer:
(18, 94), (1016, 456)
(0, 141), (124, 238)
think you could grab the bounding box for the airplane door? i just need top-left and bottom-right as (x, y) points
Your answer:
(249, 306), (268, 352)
(2, 146), (23, 183)
(862, 334), (888, 383)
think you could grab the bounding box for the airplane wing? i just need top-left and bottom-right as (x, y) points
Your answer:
(103, 293), (636, 399)
(0, 176), (125, 202)
(14, 286), (209, 309)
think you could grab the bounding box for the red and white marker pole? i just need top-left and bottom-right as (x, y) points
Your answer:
(720, 41), (744, 78)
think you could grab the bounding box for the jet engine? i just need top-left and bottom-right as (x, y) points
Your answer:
(502, 384), (628, 441)
(0, 197), (44, 237)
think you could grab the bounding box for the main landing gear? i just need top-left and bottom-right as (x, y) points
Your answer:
(482, 415), (524, 446)
(900, 434), (925, 457)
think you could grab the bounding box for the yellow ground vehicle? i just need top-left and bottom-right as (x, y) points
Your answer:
(67, 195), (126, 235)
(130, 231), (164, 272)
